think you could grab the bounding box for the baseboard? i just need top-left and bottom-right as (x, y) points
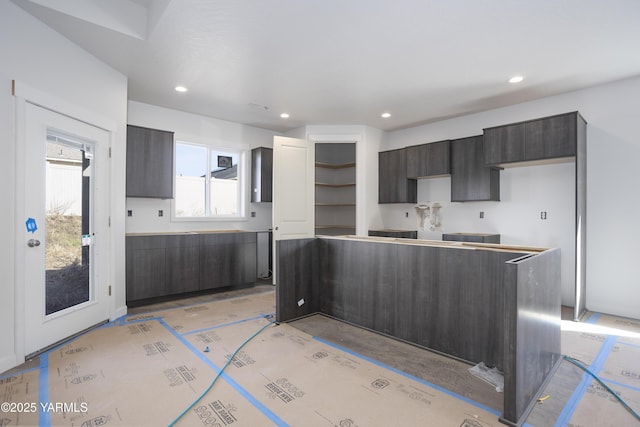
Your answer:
(112, 305), (127, 322)
(0, 354), (18, 375)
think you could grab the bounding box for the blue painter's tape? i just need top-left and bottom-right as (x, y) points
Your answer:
(555, 335), (617, 427)
(25, 217), (37, 233)
(0, 366), (40, 380)
(618, 340), (640, 350)
(39, 352), (50, 427)
(313, 336), (504, 418)
(595, 376), (640, 393)
(158, 318), (287, 426)
(585, 312), (602, 324)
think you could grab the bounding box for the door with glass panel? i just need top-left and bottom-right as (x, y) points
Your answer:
(22, 102), (110, 356)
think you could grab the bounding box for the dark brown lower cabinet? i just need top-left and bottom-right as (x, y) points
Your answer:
(125, 235), (167, 301)
(442, 233), (500, 244)
(368, 229), (418, 239)
(126, 231), (256, 304)
(199, 232), (257, 290)
(165, 234), (200, 295)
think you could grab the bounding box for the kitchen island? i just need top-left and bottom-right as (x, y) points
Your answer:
(276, 235), (561, 427)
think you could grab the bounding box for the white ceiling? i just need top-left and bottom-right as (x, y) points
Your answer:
(13, 0), (640, 132)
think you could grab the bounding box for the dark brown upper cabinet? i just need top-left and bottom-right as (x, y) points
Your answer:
(450, 135), (500, 202)
(126, 125), (174, 198)
(484, 112), (586, 166)
(406, 140), (451, 178)
(379, 148), (417, 204)
(251, 147), (273, 202)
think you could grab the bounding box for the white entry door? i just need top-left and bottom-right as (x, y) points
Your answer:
(20, 102), (111, 357)
(272, 136), (315, 281)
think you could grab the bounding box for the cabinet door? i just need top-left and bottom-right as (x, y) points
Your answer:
(126, 236), (167, 301)
(451, 136), (500, 202)
(165, 234), (200, 295)
(369, 230), (417, 239)
(524, 113), (577, 160)
(379, 149), (417, 204)
(483, 123), (526, 165)
(251, 147), (273, 202)
(406, 140), (450, 178)
(126, 125), (174, 198)
(200, 233), (257, 290)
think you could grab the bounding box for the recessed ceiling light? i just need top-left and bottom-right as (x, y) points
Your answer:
(381, 112), (391, 118)
(174, 86), (188, 92)
(508, 76), (524, 84)
(280, 113), (290, 119)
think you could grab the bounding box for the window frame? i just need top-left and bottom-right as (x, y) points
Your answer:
(172, 139), (247, 221)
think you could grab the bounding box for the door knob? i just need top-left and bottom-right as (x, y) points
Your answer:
(27, 239), (41, 247)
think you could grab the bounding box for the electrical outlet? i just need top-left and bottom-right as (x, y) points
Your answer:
(251, 211), (256, 218)
(405, 212), (409, 218)
(158, 210), (163, 217)
(541, 211), (547, 220)
(127, 210), (132, 217)
(479, 211), (484, 219)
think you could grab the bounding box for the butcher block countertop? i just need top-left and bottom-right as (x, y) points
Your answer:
(327, 234), (547, 254)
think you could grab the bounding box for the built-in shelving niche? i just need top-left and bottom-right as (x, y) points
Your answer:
(315, 143), (356, 236)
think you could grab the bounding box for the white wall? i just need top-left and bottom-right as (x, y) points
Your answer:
(380, 76), (640, 319)
(126, 101), (279, 234)
(0, 1), (128, 372)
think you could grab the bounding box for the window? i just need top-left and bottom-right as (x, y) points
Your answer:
(174, 141), (244, 218)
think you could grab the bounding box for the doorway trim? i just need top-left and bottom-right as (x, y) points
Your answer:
(308, 133), (363, 235)
(13, 81), (118, 365)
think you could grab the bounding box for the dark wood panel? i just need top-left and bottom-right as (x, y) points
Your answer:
(451, 135), (500, 202)
(276, 236), (562, 426)
(394, 246), (446, 347)
(126, 247), (166, 301)
(524, 113), (577, 160)
(322, 239), (397, 335)
(442, 233), (500, 244)
(126, 234), (168, 250)
(275, 238), (320, 322)
(321, 239), (519, 367)
(127, 232), (255, 303)
(483, 123), (526, 165)
(575, 114), (587, 320)
(484, 111), (583, 166)
(200, 232), (256, 245)
(126, 125), (174, 198)
(395, 245), (514, 367)
(200, 233), (257, 290)
(502, 249), (562, 426)
(368, 230), (417, 239)
(166, 245), (199, 295)
(378, 148), (417, 204)
(251, 147), (273, 202)
(406, 140), (450, 178)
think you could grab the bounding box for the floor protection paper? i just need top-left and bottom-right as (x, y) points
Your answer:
(186, 316), (503, 427)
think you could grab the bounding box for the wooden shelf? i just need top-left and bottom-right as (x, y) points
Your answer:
(315, 203), (356, 207)
(315, 161), (356, 169)
(315, 225), (356, 229)
(315, 182), (356, 187)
